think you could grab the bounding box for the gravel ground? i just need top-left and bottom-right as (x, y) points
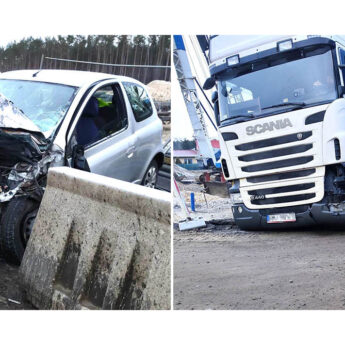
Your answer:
(174, 225), (345, 310)
(174, 181), (233, 222)
(0, 259), (34, 310)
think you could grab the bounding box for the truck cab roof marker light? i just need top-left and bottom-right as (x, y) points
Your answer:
(227, 55), (240, 66)
(277, 39), (293, 52)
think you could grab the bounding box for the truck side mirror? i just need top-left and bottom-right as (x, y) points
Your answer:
(203, 76), (215, 90)
(214, 98), (220, 127)
(211, 91), (218, 104)
(71, 145), (90, 172)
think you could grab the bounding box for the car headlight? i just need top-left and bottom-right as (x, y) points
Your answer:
(230, 193), (243, 204)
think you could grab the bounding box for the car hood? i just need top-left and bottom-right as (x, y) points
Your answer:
(0, 93), (43, 134)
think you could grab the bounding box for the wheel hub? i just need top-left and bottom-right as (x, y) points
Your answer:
(144, 166), (157, 188)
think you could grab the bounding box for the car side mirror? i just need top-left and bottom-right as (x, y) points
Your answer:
(203, 76), (215, 90)
(72, 145), (90, 172)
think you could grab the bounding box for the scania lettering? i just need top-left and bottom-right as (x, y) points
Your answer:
(246, 118), (293, 135)
(203, 35), (345, 229)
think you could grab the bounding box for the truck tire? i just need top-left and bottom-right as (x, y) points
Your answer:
(142, 160), (158, 188)
(0, 197), (39, 265)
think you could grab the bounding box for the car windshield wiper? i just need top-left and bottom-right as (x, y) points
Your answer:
(261, 102), (306, 110)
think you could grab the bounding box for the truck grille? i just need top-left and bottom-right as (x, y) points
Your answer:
(235, 131), (312, 151)
(240, 167), (325, 209)
(231, 129), (321, 177)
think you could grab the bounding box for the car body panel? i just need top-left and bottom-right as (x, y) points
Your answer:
(0, 69), (163, 189)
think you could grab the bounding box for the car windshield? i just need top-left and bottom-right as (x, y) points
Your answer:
(0, 79), (78, 134)
(218, 46), (338, 124)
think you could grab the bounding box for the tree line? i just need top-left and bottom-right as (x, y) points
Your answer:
(0, 35), (171, 84)
(173, 139), (196, 150)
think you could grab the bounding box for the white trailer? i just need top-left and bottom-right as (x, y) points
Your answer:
(203, 35), (345, 229)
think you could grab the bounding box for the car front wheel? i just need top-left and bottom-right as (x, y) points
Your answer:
(0, 197), (39, 265)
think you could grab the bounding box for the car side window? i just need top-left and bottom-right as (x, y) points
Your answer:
(74, 84), (128, 147)
(123, 82), (153, 122)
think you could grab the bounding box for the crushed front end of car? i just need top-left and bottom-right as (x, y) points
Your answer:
(0, 95), (63, 264)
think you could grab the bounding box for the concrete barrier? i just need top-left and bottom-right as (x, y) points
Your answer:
(19, 167), (171, 310)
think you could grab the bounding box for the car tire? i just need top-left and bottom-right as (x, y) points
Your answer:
(0, 197), (39, 265)
(142, 160), (158, 188)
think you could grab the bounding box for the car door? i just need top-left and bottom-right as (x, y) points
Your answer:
(67, 80), (138, 182)
(122, 81), (161, 180)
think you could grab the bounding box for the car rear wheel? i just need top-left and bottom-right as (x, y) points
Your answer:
(0, 197), (39, 265)
(142, 160), (158, 188)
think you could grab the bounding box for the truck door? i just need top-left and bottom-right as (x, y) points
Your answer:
(67, 81), (138, 182)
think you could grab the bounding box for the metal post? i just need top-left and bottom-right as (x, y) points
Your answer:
(191, 192), (195, 211)
(39, 54), (44, 70)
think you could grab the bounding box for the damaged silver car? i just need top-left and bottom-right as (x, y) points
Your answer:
(0, 70), (164, 264)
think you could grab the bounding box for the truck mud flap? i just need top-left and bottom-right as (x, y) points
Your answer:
(19, 167), (171, 310)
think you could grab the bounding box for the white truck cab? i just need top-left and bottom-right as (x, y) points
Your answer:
(204, 35), (345, 229)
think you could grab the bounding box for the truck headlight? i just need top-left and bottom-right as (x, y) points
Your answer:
(230, 193), (243, 204)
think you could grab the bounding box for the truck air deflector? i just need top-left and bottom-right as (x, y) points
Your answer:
(209, 37), (335, 76)
(221, 132), (238, 141)
(305, 111), (325, 125)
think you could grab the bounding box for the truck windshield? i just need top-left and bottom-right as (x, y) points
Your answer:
(218, 47), (337, 124)
(0, 79), (77, 134)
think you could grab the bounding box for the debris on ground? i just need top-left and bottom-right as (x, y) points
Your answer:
(174, 165), (200, 182)
(0, 259), (34, 310)
(174, 179), (232, 223)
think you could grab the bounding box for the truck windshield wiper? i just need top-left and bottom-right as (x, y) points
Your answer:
(221, 113), (255, 124)
(261, 102), (306, 110)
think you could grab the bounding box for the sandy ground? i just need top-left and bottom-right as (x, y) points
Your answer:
(0, 259), (34, 310)
(174, 226), (345, 310)
(174, 178), (345, 310)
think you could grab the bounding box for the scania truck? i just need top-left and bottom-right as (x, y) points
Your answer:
(203, 35), (345, 229)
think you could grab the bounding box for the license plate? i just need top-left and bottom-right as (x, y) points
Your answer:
(267, 213), (296, 223)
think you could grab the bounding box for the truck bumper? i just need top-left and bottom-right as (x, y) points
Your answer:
(232, 203), (345, 230)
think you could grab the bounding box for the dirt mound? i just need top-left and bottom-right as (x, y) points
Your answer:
(147, 80), (171, 102)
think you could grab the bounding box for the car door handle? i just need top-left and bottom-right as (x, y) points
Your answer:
(126, 146), (136, 158)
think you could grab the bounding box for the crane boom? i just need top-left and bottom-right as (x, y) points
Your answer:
(173, 35), (217, 165)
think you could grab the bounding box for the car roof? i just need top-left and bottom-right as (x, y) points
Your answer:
(0, 69), (139, 88)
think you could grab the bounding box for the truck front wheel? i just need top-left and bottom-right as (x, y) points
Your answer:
(0, 197), (39, 265)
